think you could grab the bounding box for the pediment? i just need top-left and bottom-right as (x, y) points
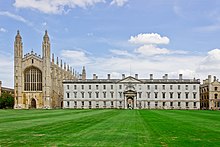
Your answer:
(117, 76), (143, 83)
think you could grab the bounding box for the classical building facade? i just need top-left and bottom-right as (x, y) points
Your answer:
(63, 74), (200, 109)
(14, 30), (77, 109)
(200, 75), (220, 110)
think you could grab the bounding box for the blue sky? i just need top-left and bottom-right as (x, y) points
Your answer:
(1, 0), (220, 88)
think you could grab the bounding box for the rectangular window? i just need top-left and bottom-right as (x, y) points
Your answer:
(111, 101), (113, 106)
(111, 85), (113, 89)
(170, 85), (173, 90)
(147, 92), (150, 98)
(103, 85), (106, 90)
(162, 85), (165, 90)
(193, 93), (196, 99)
(163, 102), (165, 107)
(67, 85), (69, 90)
(155, 85), (157, 90)
(178, 102), (181, 107)
(81, 92), (84, 98)
(74, 92), (77, 98)
(147, 85), (150, 90)
(193, 85), (196, 90)
(111, 92), (114, 98)
(89, 85), (91, 90)
(178, 92), (181, 99)
(119, 85), (122, 89)
(67, 101), (70, 107)
(89, 101), (92, 106)
(82, 101), (84, 106)
(155, 102), (158, 107)
(155, 92), (158, 99)
(138, 92), (142, 98)
(96, 92), (99, 98)
(185, 85), (188, 90)
(170, 92), (173, 99)
(119, 92), (122, 98)
(74, 85), (77, 90)
(178, 85), (181, 90)
(186, 102), (189, 107)
(162, 92), (166, 99)
(186, 93), (189, 99)
(104, 101), (106, 106)
(81, 85), (84, 90)
(66, 93), (70, 98)
(148, 102), (150, 107)
(194, 102), (196, 107)
(103, 92), (106, 98)
(96, 85), (99, 90)
(170, 102), (173, 107)
(88, 92), (92, 98)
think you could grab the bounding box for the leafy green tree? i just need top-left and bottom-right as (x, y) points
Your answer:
(0, 92), (14, 109)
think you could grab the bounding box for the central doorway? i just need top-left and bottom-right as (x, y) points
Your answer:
(31, 98), (36, 109)
(127, 97), (134, 109)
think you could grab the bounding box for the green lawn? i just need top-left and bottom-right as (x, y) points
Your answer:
(0, 109), (220, 146)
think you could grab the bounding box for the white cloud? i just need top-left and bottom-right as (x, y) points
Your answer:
(0, 28), (6, 32)
(0, 11), (32, 26)
(61, 50), (91, 66)
(135, 45), (170, 56)
(197, 49), (220, 74)
(110, 49), (133, 57)
(13, 0), (105, 14)
(129, 33), (170, 45)
(0, 52), (14, 88)
(110, 0), (128, 6)
(134, 45), (187, 56)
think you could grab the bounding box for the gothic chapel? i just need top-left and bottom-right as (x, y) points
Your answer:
(14, 30), (80, 109)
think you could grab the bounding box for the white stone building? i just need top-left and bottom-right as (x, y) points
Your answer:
(63, 73), (200, 109)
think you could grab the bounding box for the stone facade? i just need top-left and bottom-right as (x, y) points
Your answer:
(200, 75), (220, 110)
(14, 30), (77, 109)
(63, 74), (200, 109)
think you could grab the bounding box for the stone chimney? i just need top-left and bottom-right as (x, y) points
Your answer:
(150, 74), (153, 80)
(93, 74), (96, 80)
(107, 74), (110, 80)
(164, 74), (168, 80)
(208, 75), (212, 83)
(179, 74), (183, 80)
(214, 76), (217, 82)
(135, 74), (138, 79)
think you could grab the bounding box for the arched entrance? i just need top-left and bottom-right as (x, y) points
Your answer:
(31, 98), (36, 108)
(61, 101), (63, 108)
(124, 90), (137, 109)
(127, 97), (134, 109)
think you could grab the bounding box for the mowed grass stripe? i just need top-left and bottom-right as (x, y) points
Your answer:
(0, 110), (111, 132)
(0, 109), (92, 123)
(140, 110), (220, 146)
(0, 109), (118, 146)
(65, 110), (152, 146)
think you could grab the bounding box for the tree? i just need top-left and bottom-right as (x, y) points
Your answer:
(0, 92), (14, 109)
